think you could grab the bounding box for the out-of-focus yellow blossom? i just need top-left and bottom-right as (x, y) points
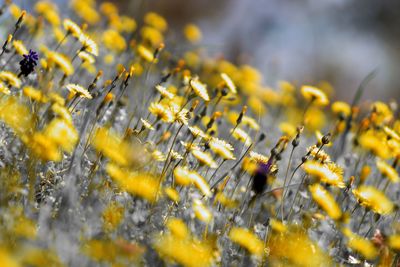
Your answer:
(78, 51), (95, 64)
(93, 128), (145, 166)
(106, 163), (159, 203)
(229, 227), (264, 257)
(12, 40), (28, 55)
(63, 19), (83, 39)
(13, 215), (37, 239)
(71, 0), (100, 25)
(352, 186), (394, 215)
(215, 192), (238, 209)
(153, 225), (215, 267)
(300, 85), (329, 106)
(173, 167), (212, 197)
(360, 165), (371, 184)
(0, 71), (21, 88)
(372, 101), (393, 125)
(137, 44), (155, 62)
(79, 34), (99, 56)
(23, 86), (48, 103)
(9, 4), (23, 20)
(268, 228), (331, 266)
(184, 24), (202, 43)
(247, 96), (267, 116)
(0, 82), (11, 95)
(279, 122), (296, 138)
(388, 235), (400, 251)
(21, 248), (64, 267)
(164, 187), (180, 202)
(102, 201), (124, 232)
(0, 248), (19, 267)
(231, 127), (252, 146)
(304, 107), (326, 131)
(358, 130), (391, 159)
(103, 29), (126, 53)
(47, 51), (74, 76)
(303, 161), (345, 188)
(342, 228), (378, 260)
(309, 183), (342, 220)
(110, 15), (137, 33)
(269, 218), (287, 233)
(0, 96), (34, 137)
(44, 119), (78, 153)
(332, 101), (351, 117)
(166, 218), (189, 239)
(190, 78), (210, 101)
(141, 26), (164, 46)
(144, 12), (167, 32)
(193, 199), (212, 223)
(83, 238), (144, 264)
(376, 158), (399, 183)
(155, 85), (175, 99)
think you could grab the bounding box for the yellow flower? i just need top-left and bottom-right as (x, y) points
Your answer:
(229, 227), (264, 257)
(102, 202), (124, 232)
(0, 248), (19, 267)
(65, 84), (92, 99)
(388, 235), (400, 251)
(376, 158), (399, 183)
(174, 167), (193, 186)
(190, 78), (210, 101)
(352, 186), (394, 215)
(231, 127), (252, 146)
(331, 101), (351, 117)
(47, 51), (74, 76)
(23, 86), (48, 103)
(137, 44), (154, 62)
(140, 118), (155, 131)
(148, 102), (174, 123)
(0, 71), (21, 88)
(209, 138), (236, 160)
(29, 132), (62, 161)
(141, 26), (164, 46)
(155, 84), (174, 99)
(193, 199), (212, 223)
(71, 0), (100, 25)
(300, 85), (329, 106)
(191, 149), (218, 169)
(184, 24), (202, 43)
(0, 96), (34, 137)
(309, 183), (342, 220)
(269, 218), (287, 233)
(51, 103), (72, 123)
(78, 51), (95, 64)
(358, 130), (391, 159)
(106, 163), (159, 203)
(63, 19), (83, 39)
(279, 122), (297, 138)
(44, 118), (78, 153)
(164, 187), (180, 203)
(144, 12), (167, 32)
(342, 228), (378, 260)
(103, 29), (126, 53)
(79, 34), (99, 56)
(173, 167), (212, 197)
(12, 40), (28, 55)
(0, 82), (11, 95)
(303, 161), (345, 188)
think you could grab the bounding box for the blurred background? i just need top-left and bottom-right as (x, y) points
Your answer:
(115, 0), (400, 102)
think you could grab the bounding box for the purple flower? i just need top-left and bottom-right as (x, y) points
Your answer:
(19, 49), (38, 77)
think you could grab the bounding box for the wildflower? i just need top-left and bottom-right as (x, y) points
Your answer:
(209, 138), (235, 160)
(102, 202), (124, 232)
(300, 85), (329, 106)
(148, 102), (174, 123)
(164, 187), (180, 202)
(63, 18), (83, 39)
(303, 161), (345, 188)
(47, 51), (74, 76)
(184, 24), (202, 43)
(140, 118), (155, 131)
(342, 228), (378, 260)
(79, 34), (98, 56)
(388, 235), (400, 251)
(152, 150), (166, 162)
(155, 84), (174, 99)
(141, 26), (164, 46)
(137, 44), (154, 62)
(0, 71), (21, 88)
(174, 167), (192, 186)
(231, 127), (252, 146)
(352, 186), (394, 215)
(191, 149), (218, 168)
(269, 218), (287, 233)
(12, 40), (28, 55)
(144, 12), (167, 32)
(103, 29), (126, 53)
(376, 158), (399, 183)
(23, 86), (48, 103)
(189, 78), (210, 101)
(309, 183), (342, 220)
(106, 163), (159, 203)
(358, 131), (391, 159)
(331, 101), (351, 117)
(193, 199), (212, 223)
(18, 50), (38, 77)
(78, 51), (95, 64)
(65, 84), (92, 99)
(229, 227), (264, 257)
(0, 96), (34, 137)
(44, 119), (78, 153)
(188, 126), (207, 139)
(0, 82), (10, 95)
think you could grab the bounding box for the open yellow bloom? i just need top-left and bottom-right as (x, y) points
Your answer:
(103, 29), (126, 53)
(352, 185), (394, 215)
(137, 44), (154, 62)
(358, 130), (391, 159)
(66, 84), (92, 99)
(63, 19), (83, 39)
(303, 161), (345, 188)
(79, 34), (99, 56)
(191, 149), (218, 169)
(209, 138), (235, 160)
(309, 184), (342, 220)
(331, 101), (351, 117)
(231, 127), (252, 146)
(229, 227), (264, 257)
(190, 78), (210, 101)
(193, 199), (212, 223)
(0, 71), (21, 88)
(23, 86), (48, 103)
(148, 102), (174, 123)
(300, 85), (329, 106)
(144, 12), (168, 32)
(13, 40), (28, 55)
(342, 228), (378, 260)
(47, 51), (74, 76)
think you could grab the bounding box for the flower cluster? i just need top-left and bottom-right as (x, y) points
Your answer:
(0, 1), (398, 266)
